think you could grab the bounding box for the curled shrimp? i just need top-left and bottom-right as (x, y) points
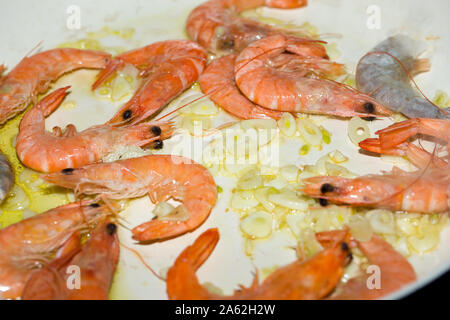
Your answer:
(234, 35), (391, 118)
(0, 151), (14, 204)
(43, 155), (218, 242)
(199, 54), (284, 119)
(22, 220), (119, 300)
(356, 35), (450, 119)
(91, 41), (207, 125)
(316, 230), (416, 300)
(167, 228), (351, 300)
(301, 171), (449, 213)
(0, 48), (111, 125)
(0, 202), (108, 299)
(16, 86), (172, 173)
(186, 0), (312, 54)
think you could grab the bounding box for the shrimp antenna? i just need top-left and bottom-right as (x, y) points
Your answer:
(25, 41), (44, 58)
(119, 242), (166, 282)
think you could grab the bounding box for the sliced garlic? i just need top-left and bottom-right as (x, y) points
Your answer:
(254, 187), (277, 212)
(153, 201), (176, 218)
(349, 215), (373, 242)
(268, 189), (308, 210)
(238, 168), (263, 190)
(348, 117), (370, 146)
(366, 209), (396, 234)
(328, 150), (348, 164)
(231, 190), (259, 210)
(280, 165), (300, 182)
(240, 211), (273, 239)
(297, 119), (322, 146)
(278, 113), (296, 137)
(158, 205), (190, 222)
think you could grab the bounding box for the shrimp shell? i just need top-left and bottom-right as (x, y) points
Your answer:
(356, 35), (449, 119)
(0, 48), (111, 125)
(0, 151), (14, 204)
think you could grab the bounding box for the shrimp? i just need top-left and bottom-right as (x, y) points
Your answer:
(356, 35), (449, 119)
(360, 119), (450, 168)
(316, 230), (416, 300)
(16, 86), (172, 173)
(301, 171), (449, 213)
(43, 155), (218, 242)
(91, 41), (207, 125)
(0, 151), (14, 204)
(186, 0), (314, 54)
(0, 48), (111, 125)
(0, 202), (108, 299)
(167, 228), (351, 300)
(22, 220), (119, 300)
(199, 55), (284, 119)
(234, 35), (392, 118)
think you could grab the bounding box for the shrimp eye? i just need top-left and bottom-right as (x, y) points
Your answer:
(363, 102), (375, 114)
(89, 203), (100, 208)
(61, 168), (75, 175)
(341, 242), (349, 252)
(151, 126), (162, 136)
(106, 223), (117, 235)
(153, 140), (164, 150)
(362, 116), (376, 122)
(123, 110), (132, 120)
(320, 183), (335, 194)
(319, 198), (329, 207)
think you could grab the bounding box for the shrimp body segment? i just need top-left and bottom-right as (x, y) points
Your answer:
(167, 228), (351, 300)
(0, 48), (111, 125)
(0, 151), (14, 204)
(43, 155), (218, 242)
(0, 202), (108, 299)
(235, 35), (391, 118)
(301, 173), (449, 213)
(92, 41), (207, 125)
(16, 87), (171, 173)
(21, 221), (119, 300)
(199, 54), (284, 119)
(356, 35), (449, 119)
(186, 0), (310, 54)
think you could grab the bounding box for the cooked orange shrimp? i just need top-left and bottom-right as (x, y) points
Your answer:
(316, 230), (416, 300)
(16, 86), (172, 173)
(186, 0), (313, 54)
(167, 228), (351, 300)
(22, 220), (119, 300)
(234, 35), (392, 118)
(43, 155), (218, 242)
(0, 202), (108, 299)
(91, 41), (207, 125)
(199, 54), (284, 119)
(360, 119), (450, 169)
(0, 48), (111, 125)
(301, 171), (449, 213)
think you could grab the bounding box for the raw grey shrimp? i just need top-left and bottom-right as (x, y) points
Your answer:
(186, 0), (317, 55)
(0, 151), (14, 204)
(0, 48), (111, 125)
(0, 202), (109, 299)
(22, 220), (119, 300)
(16, 86), (172, 173)
(43, 155), (218, 242)
(356, 35), (449, 119)
(92, 40), (207, 125)
(167, 228), (351, 300)
(234, 35), (392, 117)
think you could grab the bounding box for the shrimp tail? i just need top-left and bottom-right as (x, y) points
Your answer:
(36, 86), (71, 117)
(178, 228), (219, 270)
(359, 138), (407, 157)
(266, 0), (308, 9)
(92, 58), (124, 90)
